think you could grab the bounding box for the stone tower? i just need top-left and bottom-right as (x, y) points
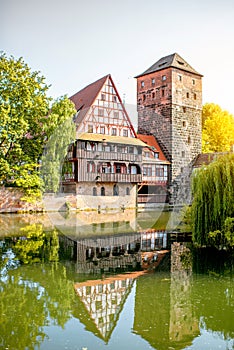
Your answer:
(135, 53), (203, 204)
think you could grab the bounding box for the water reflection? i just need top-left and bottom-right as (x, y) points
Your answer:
(0, 215), (234, 350)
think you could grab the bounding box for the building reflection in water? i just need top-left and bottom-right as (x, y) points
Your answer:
(74, 274), (140, 342)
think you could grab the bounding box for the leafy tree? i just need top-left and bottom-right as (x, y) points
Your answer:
(0, 52), (76, 200)
(191, 153), (234, 248)
(202, 103), (234, 153)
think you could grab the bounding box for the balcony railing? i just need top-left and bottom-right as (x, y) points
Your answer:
(75, 149), (142, 163)
(77, 172), (142, 183)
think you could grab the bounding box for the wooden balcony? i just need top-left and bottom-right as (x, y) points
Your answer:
(77, 172), (142, 183)
(75, 149), (142, 163)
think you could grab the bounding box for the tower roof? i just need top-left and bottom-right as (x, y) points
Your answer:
(135, 53), (203, 78)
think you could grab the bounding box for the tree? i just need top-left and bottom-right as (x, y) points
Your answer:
(202, 103), (234, 153)
(0, 52), (76, 200)
(191, 153), (234, 248)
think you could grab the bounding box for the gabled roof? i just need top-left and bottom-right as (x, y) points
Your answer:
(137, 134), (169, 162)
(135, 53), (203, 78)
(70, 74), (109, 111)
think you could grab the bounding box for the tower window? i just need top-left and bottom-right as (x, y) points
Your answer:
(183, 107), (186, 113)
(192, 79), (195, 85)
(162, 89), (165, 97)
(151, 78), (155, 86)
(178, 74), (182, 81)
(141, 81), (144, 88)
(162, 75), (166, 81)
(194, 93), (197, 100)
(186, 92), (189, 98)
(182, 121), (186, 127)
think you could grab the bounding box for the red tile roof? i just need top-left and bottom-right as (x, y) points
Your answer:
(137, 134), (168, 161)
(69, 75), (109, 124)
(193, 152), (227, 168)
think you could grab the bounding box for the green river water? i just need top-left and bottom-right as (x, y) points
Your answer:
(0, 210), (233, 350)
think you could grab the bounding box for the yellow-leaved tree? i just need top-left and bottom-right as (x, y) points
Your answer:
(202, 103), (234, 153)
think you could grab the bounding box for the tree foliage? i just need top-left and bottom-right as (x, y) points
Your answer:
(191, 153), (234, 248)
(0, 52), (76, 200)
(202, 103), (234, 153)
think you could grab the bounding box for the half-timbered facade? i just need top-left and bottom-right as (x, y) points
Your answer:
(62, 75), (146, 210)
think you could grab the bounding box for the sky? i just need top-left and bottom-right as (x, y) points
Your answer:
(1, 0), (234, 121)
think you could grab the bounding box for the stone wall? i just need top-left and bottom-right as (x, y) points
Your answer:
(0, 187), (43, 213)
(136, 65), (202, 205)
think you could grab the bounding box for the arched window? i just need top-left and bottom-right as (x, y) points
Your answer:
(126, 187), (130, 195)
(113, 184), (119, 196)
(101, 187), (105, 196)
(93, 187), (97, 196)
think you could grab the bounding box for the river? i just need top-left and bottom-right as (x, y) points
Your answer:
(0, 210), (233, 350)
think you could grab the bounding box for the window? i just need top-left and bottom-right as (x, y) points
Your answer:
(100, 126), (105, 134)
(178, 74), (182, 81)
(186, 92), (189, 98)
(93, 187), (97, 196)
(128, 146), (134, 154)
(114, 111), (119, 118)
(182, 121), (186, 127)
(192, 79), (195, 85)
(161, 89), (165, 97)
(143, 94), (146, 101)
(112, 128), (117, 136)
(188, 136), (191, 144)
(101, 187), (105, 196)
(87, 162), (95, 173)
(183, 106), (186, 113)
(113, 184), (119, 196)
(126, 187), (130, 195)
(162, 75), (166, 81)
(143, 167), (152, 176)
(112, 95), (117, 102)
(101, 93), (106, 101)
(144, 151), (150, 158)
(151, 78), (155, 86)
(98, 108), (104, 116)
(152, 92), (155, 99)
(116, 165), (121, 173)
(156, 166), (164, 177)
(194, 93), (197, 100)
(88, 124), (93, 133)
(123, 129), (128, 137)
(141, 81), (144, 88)
(154, 152), (159, 159)
(182, 151), (185, 157)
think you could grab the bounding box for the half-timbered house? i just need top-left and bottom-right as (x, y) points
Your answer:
(62, 74), (146, 210)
